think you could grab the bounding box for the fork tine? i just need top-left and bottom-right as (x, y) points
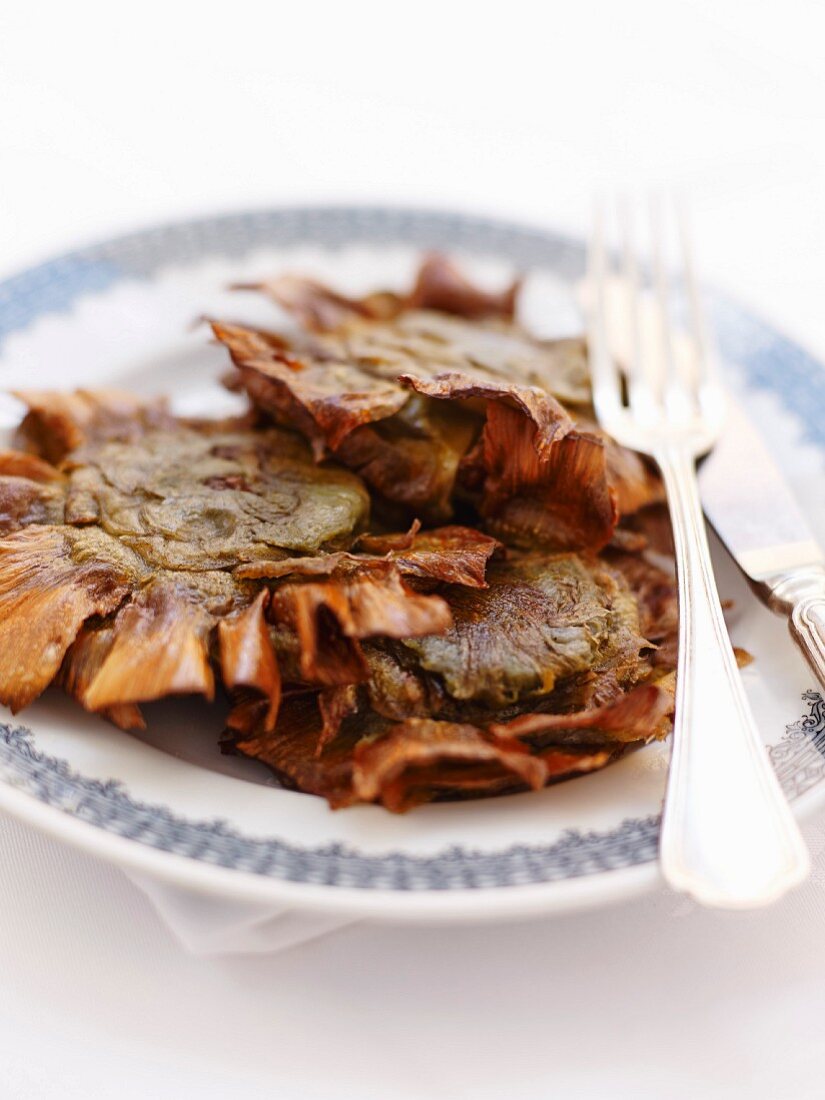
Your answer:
(618, 197), (659, 425)
(649, 194), (695, 425)
(676, 197), (717, 388)
(587, 199), (623, 425)
(648, 194), (676, 378)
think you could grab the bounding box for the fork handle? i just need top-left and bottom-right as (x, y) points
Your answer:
(656, 445), (810, 907)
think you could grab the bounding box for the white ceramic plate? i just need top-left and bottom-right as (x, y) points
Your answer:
(0, 206), (823, 922)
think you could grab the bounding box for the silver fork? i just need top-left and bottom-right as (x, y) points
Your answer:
(587, 198), (810, 907)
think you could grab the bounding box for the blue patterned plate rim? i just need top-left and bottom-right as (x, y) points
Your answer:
(0, 205), (822, 915)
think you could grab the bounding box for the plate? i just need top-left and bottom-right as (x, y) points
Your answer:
(0, 206), (823, 922)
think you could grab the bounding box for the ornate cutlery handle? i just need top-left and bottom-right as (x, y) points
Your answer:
(657, 445), (810, 907)
(768, 569), (825, 689)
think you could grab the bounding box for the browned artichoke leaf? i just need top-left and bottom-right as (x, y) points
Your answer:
(482, 414), (618, 551)
(0, 475), (66, 533)
(404, 253), (521, 321)
(77, 574), (227, 710)
(230, 693), (369, 808)
(576, 419), (665, 515)
(333, 392), (481, 521)
(400, 372), (617, 552)
(218, 590), (281, 731)
(622, 502), (676, 557)
(232, 694), (612, 811)
(351, 718), (547, 813)
(0, 450), (65, 483)
(608, 548), (678, 672)
(0, 451), (67, 534)
(317, 683), (360, 754)
(236, 553), (357, 580)
(359, 524), (501, 588)
(13, 389), (174, 463)
(235, 253), (521, 331)
(232, 273), (403, 332)
(361, 643), (433, 721)
(400, 554), (646, 710)
(211, 321), (410, 457)
(491, 681), (674, 750)
(237, 523), (499, 590)
(63, 422), (370, 569)
(356, 748), (606, 809)
(104, 703), (148, 731)
(605, 441), (664, 515)
(0, 526), (139, 710)
(58, 619), (146, 730)
(269, 563), (452, 687)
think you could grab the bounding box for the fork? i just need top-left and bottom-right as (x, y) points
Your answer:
(586, 198), (810, 907)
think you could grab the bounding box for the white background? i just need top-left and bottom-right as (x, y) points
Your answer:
(1, 1), (825, 1096)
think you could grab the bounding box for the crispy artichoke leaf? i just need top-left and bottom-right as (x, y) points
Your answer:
(211, 321), (410, 457)
(231, 691), (624, 812)
(218, 590), (281, 731)
(333, 392), (480, 521)
(402, 373), (618, 551)
(491, 681), (674, 748)
(0, 475), (66, 533)
(0, 450), (68, 534)
(608, 548), (678, 672)
(236, 253), (521, 331)
(237, 524), (499, 589)
(59, 620), (146, 730)
(0, 526), (138, 711)
(404, 253), (521, 321)
(231, 693), (367, 808)
(622, 502), (676, 558)
(362, 643), (432, 721)
(360, 524), (500, 587)
(269, 564), (452, 687)
(605, 441), (665, 515)
(579, 420), (665, 515)
(13, 389), (174, 463)
(317, 684), (360, 754)
(351, 718), (547, 813)
(0, 450), (66, 483)
(538, 748), (613, 777)
(78, 575), (218, 710)
(232, 274), (403, 332)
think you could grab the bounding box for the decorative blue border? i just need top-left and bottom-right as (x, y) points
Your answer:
(769, 690), (825, 801)
(0, 206), (822, 889)
(0, 724), (660, 888)
(0, 693), (820, 889)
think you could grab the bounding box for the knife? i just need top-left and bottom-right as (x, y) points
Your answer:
(700, 402), (825, 688)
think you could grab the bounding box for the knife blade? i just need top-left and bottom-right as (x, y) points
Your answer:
(699, 402), (825, 687)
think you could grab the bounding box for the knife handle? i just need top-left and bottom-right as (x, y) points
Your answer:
(768, 569), (825, 688)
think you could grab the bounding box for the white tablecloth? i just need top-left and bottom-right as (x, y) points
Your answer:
(2, 2), (825, 1095)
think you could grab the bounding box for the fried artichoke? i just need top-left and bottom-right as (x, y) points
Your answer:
(0, 255), (680, 812)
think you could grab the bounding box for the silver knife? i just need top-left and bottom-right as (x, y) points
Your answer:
(700, 402), (825, 687)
